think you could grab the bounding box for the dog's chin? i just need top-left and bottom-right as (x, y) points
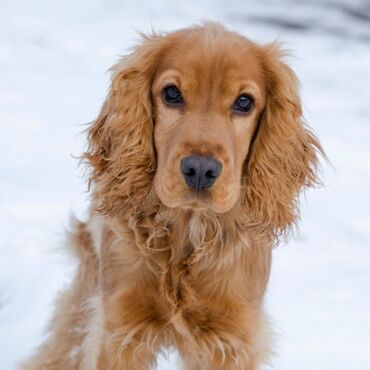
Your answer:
(156, 184), (239, 214)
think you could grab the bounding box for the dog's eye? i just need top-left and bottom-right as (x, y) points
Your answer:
(232, 95), (254, 114)
(162, 85), (184, 106)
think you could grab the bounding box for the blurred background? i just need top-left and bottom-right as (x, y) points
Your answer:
(1, 0), (369, 369)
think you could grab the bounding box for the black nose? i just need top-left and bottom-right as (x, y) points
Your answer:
(180, 155), (222, 191)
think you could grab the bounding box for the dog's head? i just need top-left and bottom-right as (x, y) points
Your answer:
(85, 23), (321, 233)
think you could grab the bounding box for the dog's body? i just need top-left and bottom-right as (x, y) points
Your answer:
(23, 23), (322, 370)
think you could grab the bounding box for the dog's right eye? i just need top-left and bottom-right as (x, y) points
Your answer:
(162, 85), (184, 106)
(231, 94), (254, 114)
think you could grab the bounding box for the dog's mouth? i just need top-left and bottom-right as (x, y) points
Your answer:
(164, 188), (210, 211)
(170, 186), (239, 214)
(181, 189), (212, 209)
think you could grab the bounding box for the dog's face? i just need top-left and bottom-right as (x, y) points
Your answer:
(152, 34), (266, 213)
(86, 23), (321, 232)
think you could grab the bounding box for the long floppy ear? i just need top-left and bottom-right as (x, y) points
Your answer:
(245, 44), (323, 237)
(84, 34), (166, 218)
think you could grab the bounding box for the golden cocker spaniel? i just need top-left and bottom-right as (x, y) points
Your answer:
(23, 22), (323, 370)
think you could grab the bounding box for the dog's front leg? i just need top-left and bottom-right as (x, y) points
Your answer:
(96, 322), (159, 370)
(178, 308), (270, 370)
(97, 340), (156, 370)
(95, 291), (164, 370)
(181, 346), (264, 370)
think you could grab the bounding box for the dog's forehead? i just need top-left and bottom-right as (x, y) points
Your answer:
(154, 28), (265, 96)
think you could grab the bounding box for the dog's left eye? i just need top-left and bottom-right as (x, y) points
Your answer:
(232, 95), (254, 114)
(162, 85), (184, 106)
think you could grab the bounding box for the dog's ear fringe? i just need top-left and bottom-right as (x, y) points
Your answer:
(244, 43), (325, 241)
(81, 35), (168, 219)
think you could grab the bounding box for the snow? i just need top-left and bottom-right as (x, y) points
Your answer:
(1, 1), (369, 369)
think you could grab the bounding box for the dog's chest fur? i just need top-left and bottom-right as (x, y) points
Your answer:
(89, 209), (255, 318)
(80, 209), (271, 364)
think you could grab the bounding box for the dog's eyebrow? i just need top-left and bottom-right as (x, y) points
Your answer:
(237, 81), (262, 101)
(153, 69), (182, 92)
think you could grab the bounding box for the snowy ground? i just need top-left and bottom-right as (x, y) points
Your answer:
(1, 0), (370, 369)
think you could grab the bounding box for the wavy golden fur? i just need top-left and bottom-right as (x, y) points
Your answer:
(22, 23), (322, 370)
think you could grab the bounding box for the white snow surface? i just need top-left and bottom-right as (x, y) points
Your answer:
(1, 1), (370, 369)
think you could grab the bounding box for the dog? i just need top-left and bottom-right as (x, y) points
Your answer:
(22, 22), (322, 370)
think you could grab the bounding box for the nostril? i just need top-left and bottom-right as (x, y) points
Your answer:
(205, 169), (216, 179)
(184, 167), (196, 177)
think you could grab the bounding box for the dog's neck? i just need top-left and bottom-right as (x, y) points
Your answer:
(111, 202), (262, 258)
(89, 197), (273, 312)
(97, 186), (275, 258)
